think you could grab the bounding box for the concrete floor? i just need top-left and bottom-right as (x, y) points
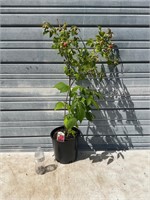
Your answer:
(0, 150), (150, 200)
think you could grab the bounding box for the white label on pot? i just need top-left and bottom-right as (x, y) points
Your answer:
(57, 131), (65, 142)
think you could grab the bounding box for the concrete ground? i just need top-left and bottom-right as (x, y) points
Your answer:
(0, 150), (149, 200)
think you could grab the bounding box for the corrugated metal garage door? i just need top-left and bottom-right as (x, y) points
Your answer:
(0, 0), (150, 151)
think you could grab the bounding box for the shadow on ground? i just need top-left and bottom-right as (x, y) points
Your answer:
(77, 150), (125, 164)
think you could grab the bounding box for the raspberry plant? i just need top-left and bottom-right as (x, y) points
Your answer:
(42, 22), (119, 137)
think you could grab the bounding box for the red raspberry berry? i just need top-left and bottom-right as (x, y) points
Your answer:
(63, 42), (68, 47)
(109, 44), (113, 49)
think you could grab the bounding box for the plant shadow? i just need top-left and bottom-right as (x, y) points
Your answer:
(89, 151), (125, 164)
(78, 46), (143, 164)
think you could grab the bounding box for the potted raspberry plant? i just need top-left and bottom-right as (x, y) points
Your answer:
(42, 22), (119, 164)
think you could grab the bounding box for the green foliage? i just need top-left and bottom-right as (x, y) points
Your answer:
(54, 82), (70, 93)
(54, 102), (65, 110)
(64, 115), (77, 131)
(42, 22), (119, 137)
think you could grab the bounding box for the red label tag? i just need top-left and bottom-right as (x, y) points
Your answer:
(57, 131), (65, 142)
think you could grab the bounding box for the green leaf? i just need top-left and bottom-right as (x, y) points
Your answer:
(87, 97), (92, 106)
(91, 99), (99, 109)
(54, 82), (70, 93)
(86, 112), (95, 122)
(71, 86), (80, 93)
(49, 30), (53, 37)
(98, 26), (102, 31)
(52, 44), (58, 49)
(77, 103), (85, 123)
(74, 74), (80, 80)
(43, 30), (49, 35)
(86, 38), (94, 47)
(54, 102), (65, 110)
(70, 86), (79, 97)
(64, 116), (77, 130)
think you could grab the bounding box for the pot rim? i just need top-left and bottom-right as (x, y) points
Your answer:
(50, 125), (81, 140)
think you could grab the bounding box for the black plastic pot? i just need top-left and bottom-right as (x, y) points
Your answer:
(51, 126), (81, 164)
